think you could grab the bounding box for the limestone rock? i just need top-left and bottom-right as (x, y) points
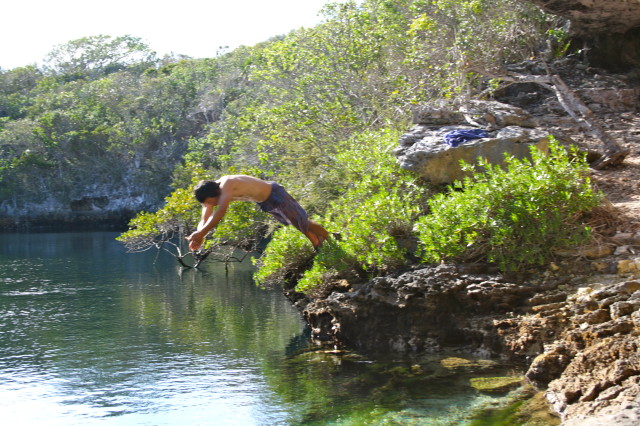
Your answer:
(527, 0), (640, 35)
(303, 263), (541, 354)
(299, 260), (640, 424)
(545, 336), (640, 423)
(395, 100), (549, 184)
(440, 356), (498, 371)
(470, 376), (524, 393)
(526, 343), (575, 388)
(396, 125), (549, 184)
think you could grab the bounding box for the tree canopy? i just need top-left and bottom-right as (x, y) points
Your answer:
(3, 0), (588, 278)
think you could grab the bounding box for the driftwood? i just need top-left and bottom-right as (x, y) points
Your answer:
(471, 66), (630, 169)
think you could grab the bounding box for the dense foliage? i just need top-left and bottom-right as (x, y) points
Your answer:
(2, 1), (601, 287)
(1, 0), (549, 212)
(415, 139), (601, 271)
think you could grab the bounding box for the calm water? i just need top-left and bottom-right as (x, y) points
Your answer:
(0, 232), (523, 425)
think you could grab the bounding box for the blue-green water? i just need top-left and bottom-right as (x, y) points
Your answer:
(0, 232), (524, 425)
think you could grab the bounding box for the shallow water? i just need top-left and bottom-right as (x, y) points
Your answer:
(0, 232), (524, 424)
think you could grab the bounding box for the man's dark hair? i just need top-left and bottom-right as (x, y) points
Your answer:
(194, 180), (220, 203)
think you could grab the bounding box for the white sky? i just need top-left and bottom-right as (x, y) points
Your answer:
(1, 0), (341, 70)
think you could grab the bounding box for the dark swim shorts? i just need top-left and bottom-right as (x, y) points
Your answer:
(257, 182), (310, 233)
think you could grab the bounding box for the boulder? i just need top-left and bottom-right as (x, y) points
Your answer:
(395, 100), (549, 185)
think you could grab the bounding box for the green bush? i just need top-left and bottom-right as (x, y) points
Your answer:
(252, 226), (315, 289)
(294, 239), (360, 293)
(415, 139), (601, 271)
(292, 185), (423, 293)
(327, 187), (422, 271)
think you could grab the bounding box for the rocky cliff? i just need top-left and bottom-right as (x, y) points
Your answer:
(527, 0), (640, 35)
(526, 0), (640, 70)
(299, 261), (640, 424)
(296, 54), (640, 425)
(0, 187), (157, 231)
(297, 228), (640, 424)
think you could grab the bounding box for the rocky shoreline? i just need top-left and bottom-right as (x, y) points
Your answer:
(289, 63), (640, 420)
(290, 228), (640, 424)
(287, 59), (640, 424)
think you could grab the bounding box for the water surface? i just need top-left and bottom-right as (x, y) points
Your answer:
(0, 232), (524, 424)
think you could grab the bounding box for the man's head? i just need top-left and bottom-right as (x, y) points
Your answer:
(194, 180), (220, 204)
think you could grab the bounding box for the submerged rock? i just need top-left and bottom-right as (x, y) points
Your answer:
(440, 357), (499, 372)
(470, 376), (524, 393)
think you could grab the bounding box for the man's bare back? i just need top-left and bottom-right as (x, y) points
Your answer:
(216, 175), (272, 203)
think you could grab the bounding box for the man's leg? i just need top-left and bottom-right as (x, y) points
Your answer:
(262, 183), (329, 248)
(304, 230), (320, 247)
(307, 220), (329, 248)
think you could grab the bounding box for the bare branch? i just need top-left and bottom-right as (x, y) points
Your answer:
(548, 74), (629, 168)
(468, 64), (629, 168)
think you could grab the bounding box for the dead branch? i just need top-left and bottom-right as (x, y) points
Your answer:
(469, 65), (630, 169)
(547, 74), (630, 169)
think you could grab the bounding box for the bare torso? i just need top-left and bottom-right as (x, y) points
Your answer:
(217, 175), (273, 203)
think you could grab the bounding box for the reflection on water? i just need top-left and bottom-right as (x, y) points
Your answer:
(0, 232), (527, 425)
(0, 232), (304, 424)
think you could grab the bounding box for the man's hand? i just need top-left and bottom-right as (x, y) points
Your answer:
(186, 231), (205, 251)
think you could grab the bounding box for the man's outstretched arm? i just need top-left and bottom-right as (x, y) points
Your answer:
(186, 196), (231, 250)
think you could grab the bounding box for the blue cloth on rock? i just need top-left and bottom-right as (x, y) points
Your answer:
(257, 182), (309, 233)
(443, 129), (488, 147)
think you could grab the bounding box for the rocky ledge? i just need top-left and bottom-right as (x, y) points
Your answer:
(295, 233), (640, 424)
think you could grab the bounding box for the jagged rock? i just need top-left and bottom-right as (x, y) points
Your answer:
(411, 100), (538, 129)
(458, 100), (538, 130)
(545, 336), (640, 424)
(303, 263), (541, 354)
(618, 258), (640, 275)
(395, 100), (549, 184)
(526, 343), (575, 388)
(555, 244), (615, 259)
(527, 0), (640, 35)
(411, 102), (466, 126)
(513, 279), (640, 425)
(300, 262), (640, 425)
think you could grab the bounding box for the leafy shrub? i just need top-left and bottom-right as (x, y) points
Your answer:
(252, 226), (315, 289)
(294, 239), (360, 293)
(293, 187), (422, 293)
(415, 139), (601, 271)
(327, 187), (423, 271)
